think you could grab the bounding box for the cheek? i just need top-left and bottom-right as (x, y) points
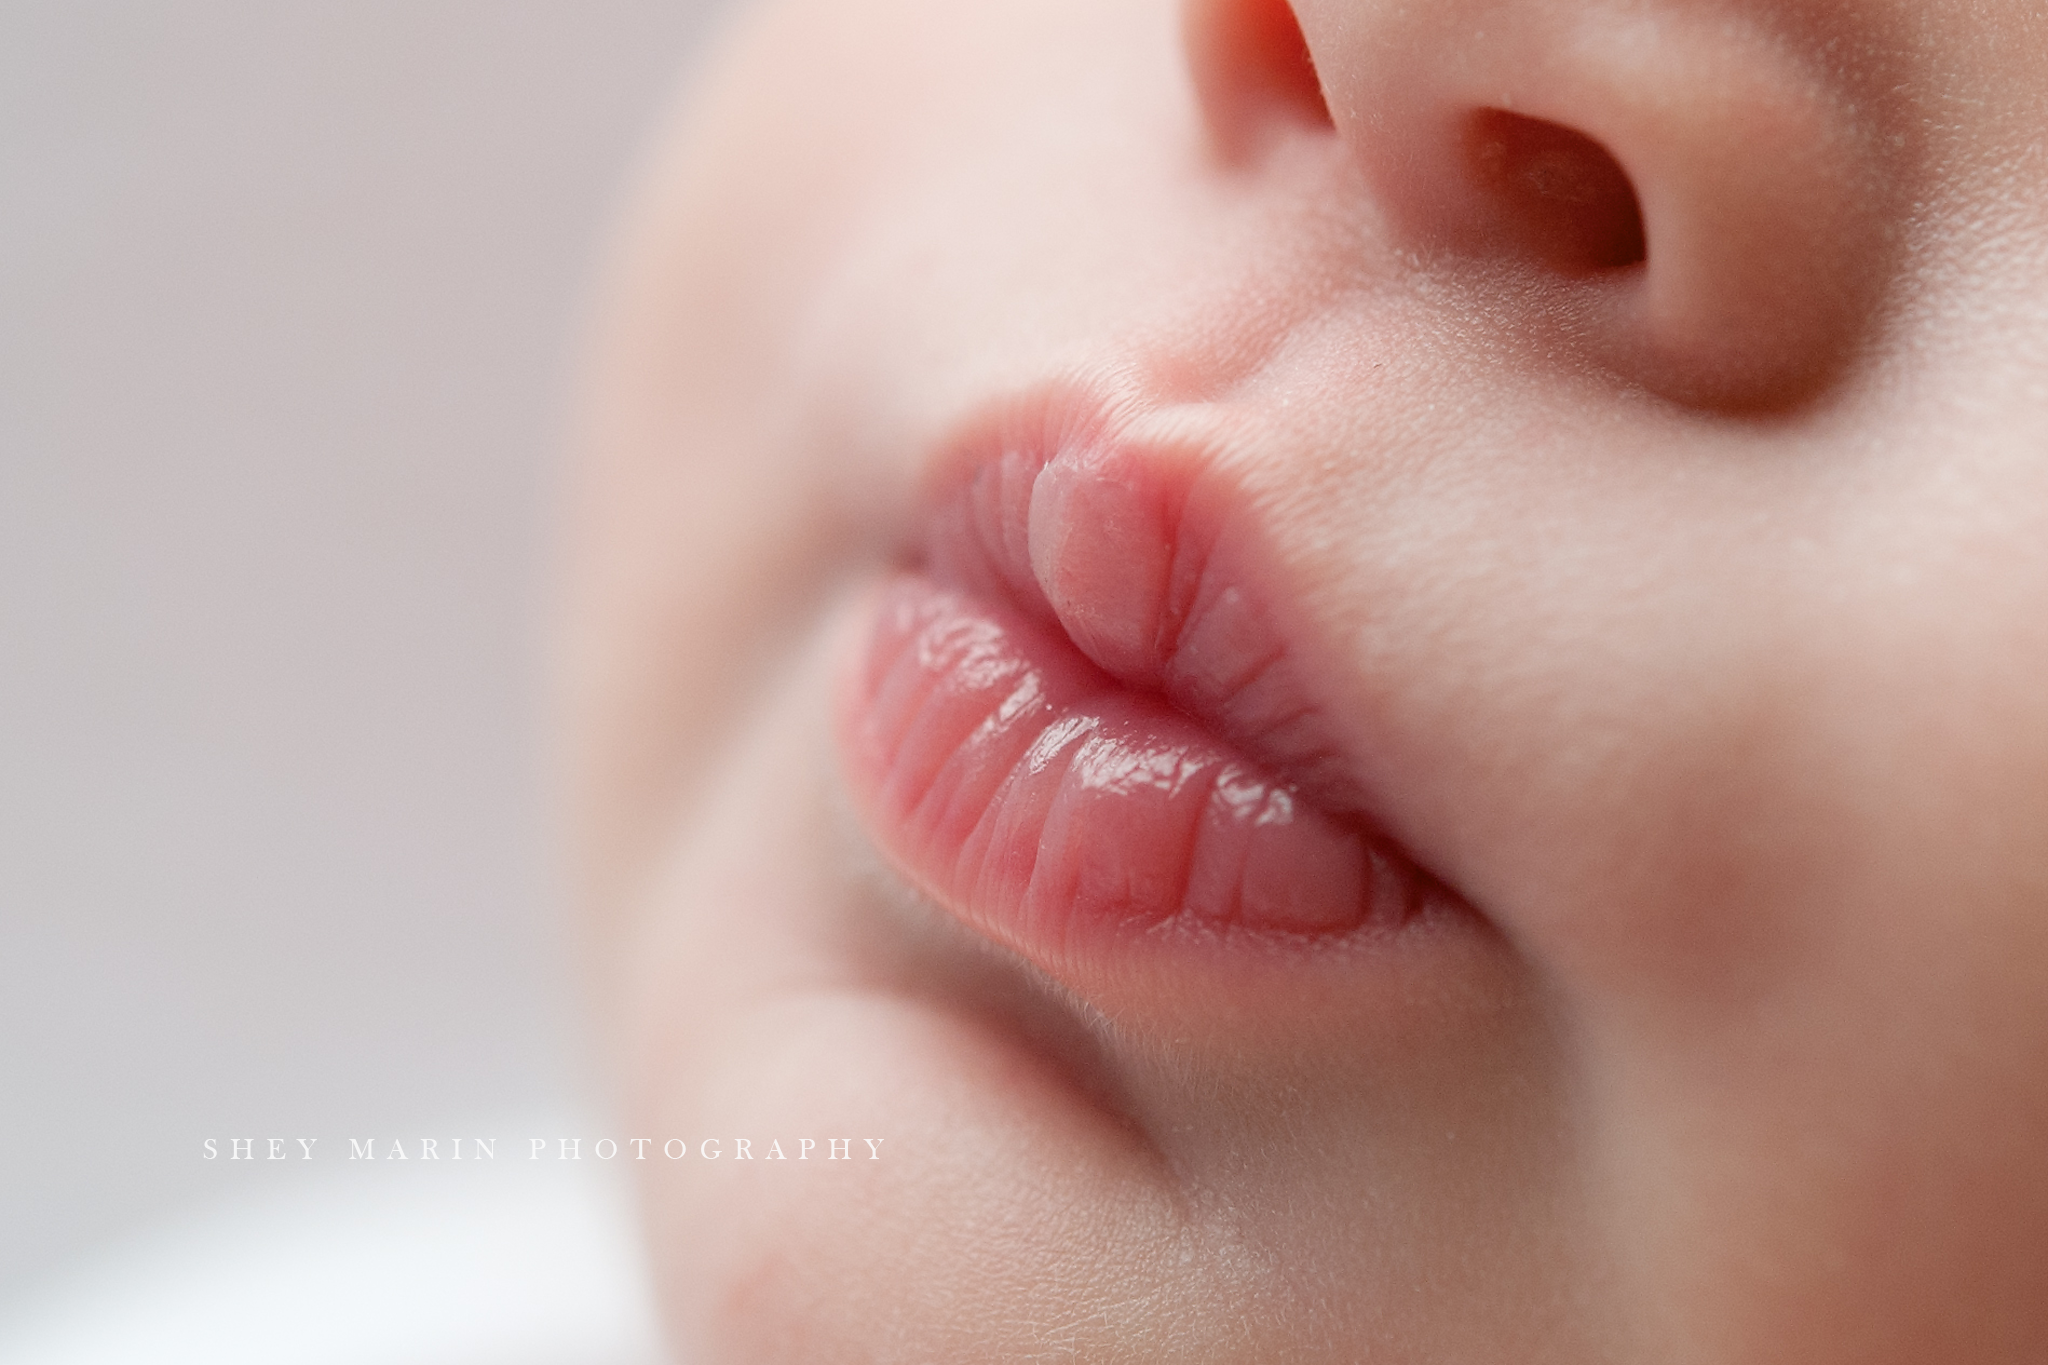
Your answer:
(1404, 449), (2048, 1355)
(1584, 846), (2048, 1363)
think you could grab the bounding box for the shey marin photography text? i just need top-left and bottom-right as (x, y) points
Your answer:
(200, 1136), (887, 1162)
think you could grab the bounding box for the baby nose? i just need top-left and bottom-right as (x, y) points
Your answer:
(1182, 0), (1902, 410)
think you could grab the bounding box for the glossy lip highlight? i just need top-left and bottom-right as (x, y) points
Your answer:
(836, 381), (1477, 996)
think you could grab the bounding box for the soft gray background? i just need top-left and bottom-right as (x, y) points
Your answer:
(1, 1), (724, 1298)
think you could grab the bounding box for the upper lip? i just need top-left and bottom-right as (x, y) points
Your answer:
(916, 374), (1372, 817)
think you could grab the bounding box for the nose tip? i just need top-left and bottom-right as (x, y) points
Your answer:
(1185, 0), (1902, 410)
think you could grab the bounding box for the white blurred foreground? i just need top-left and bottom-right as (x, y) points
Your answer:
(0, 1119), (667, 1365)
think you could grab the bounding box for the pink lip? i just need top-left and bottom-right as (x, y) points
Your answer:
(837, 384), (1468, 990)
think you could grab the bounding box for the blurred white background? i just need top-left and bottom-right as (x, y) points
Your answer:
(1, 0), (725, 1345)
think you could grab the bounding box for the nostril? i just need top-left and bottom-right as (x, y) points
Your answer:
(1292, 0), (1890, 409)
(1467, 110), (1645, 274)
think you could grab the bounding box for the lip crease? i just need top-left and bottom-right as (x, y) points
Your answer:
(837, 384), (1465, 984)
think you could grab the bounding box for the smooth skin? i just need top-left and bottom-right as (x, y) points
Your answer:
(565, 0), (2048, 1359)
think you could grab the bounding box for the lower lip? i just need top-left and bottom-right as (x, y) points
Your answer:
(837, 573), (1424, 972)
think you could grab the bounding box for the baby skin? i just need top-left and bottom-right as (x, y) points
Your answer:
(565, 0), (2048, 1359)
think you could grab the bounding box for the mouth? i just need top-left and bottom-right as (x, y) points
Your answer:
(835, 381), (1491, 1017)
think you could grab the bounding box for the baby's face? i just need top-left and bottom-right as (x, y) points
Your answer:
(568, 0), (2048, 1358)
